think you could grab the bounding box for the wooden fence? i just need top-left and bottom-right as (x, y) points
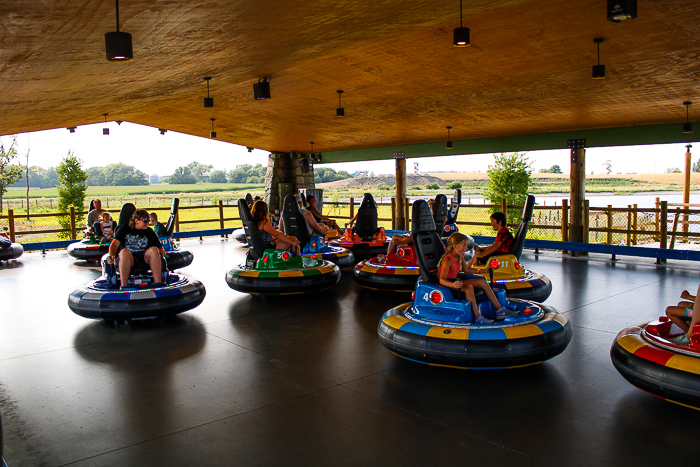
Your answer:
(2, 198), (699, 253)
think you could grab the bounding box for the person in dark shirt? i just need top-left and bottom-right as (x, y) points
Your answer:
(473, 211), (514, 262)
(107, 209), (167, 288)
(149, 212), (168, 237)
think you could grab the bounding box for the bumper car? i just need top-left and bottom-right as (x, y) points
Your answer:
(611, 318), (700, 409)
(226, 199), (341, 295)
(330, 193), (389, 261)
(353, 194), (449, 292)
(68, 203), (205, 320)
(280, 194), (354, 268)
(0, 228), (23, 263)
(377, 200), (572, 369)
(468, 195), (552, 302)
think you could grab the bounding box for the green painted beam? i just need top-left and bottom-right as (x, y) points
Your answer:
(319, 122), (699, 163)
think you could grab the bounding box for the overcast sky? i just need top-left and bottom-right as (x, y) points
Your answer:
(1, 122), (696, 177)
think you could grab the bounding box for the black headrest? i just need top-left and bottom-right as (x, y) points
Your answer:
(281, 195), (310, 246)
(118, 203), (136, 228)
(238, 199), (266, 260)
(164, 198), (179, 237)
(432, 194), (448, 234)
(521, 194), (535, 223)
(448, 189), (461, 220)
(0, 236), (11, 248)
(245, 193), (254, 206)
(238, 198), (252, 223)
(510, 194), (535, 260)
(411, 199), (436, 234)
(412, 200), (445, 284)
(355, 193), (378, 240)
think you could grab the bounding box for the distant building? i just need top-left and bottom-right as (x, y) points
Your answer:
(150, 173), (159, 184)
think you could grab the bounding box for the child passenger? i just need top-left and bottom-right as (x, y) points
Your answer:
(251, 200), (301, 256)
(438, 232), (514, 324)
(473, 211), (514, 263)
(97, 212), (116, 243)
(666, 285), (700, 345)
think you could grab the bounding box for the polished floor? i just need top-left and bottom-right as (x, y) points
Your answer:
(1, 239), (700, 466)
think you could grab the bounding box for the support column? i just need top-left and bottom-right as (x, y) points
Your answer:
(265, 152), (315, 215)
(568, 140), (586, 246)
(683, 144), (692, 237)
(394, 152), (407, 230)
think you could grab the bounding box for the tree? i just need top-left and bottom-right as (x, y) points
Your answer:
(483, 152), (532, 224)
(0, 136), (24, 212)
(209, 170), (227, 183)
(549, 165), (562, 174)
(447, 181), (462, 190)
(56, 151), (89, 238)
(693, 159), (700, 173)
(665, 167), (682, 173)
(169, 166), (197, 184)
(188, 161), (213, 183)
(99, 163), (148, 186)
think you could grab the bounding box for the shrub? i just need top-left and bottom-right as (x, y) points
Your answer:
(426, 182), (440, 190)
(447, 181), (463, 189)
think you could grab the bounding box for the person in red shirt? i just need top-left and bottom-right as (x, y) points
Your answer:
(474, 211), (514, 262)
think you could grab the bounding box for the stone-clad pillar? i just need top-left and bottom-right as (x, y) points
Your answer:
(265, 152), (316, 214)
(568, 140), (586, 246)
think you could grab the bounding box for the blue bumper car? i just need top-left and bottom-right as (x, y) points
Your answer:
(0, 229), (22, 263)
(68, 203), (205, 320)
(377, 200), (572, 369)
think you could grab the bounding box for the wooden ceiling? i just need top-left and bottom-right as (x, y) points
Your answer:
(1, 0), (699, 158)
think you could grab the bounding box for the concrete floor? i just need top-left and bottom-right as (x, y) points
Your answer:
(1, 238), (700, 466)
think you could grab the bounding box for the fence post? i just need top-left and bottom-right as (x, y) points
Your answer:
(670, 207), (682, 250)
(561, 199), (569, 243)
(501, 198), (507, 217)
(658, 201), (667, 264)
(626, 205), (632, 246)
(632, 204), (638, 245)
(391, 198), (396, 230)
(607, 205), (613, 245)
(175, 210), (180, 233)
(8, 209), (15, 242)
(218, 200), (225, 229)
(654, 197), (660, 241)
(404, 197), (410, 229)
(349, 197), (355, 223)
(582, 200), (589, 244)
(70, 206), (77, 240)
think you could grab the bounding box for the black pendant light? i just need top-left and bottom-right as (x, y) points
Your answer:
(453, 0), (470, 47)
(203, 77), (214, 108)
(592, 38), (605, 79)
(105, 0), (133, 62)
(446, 126), (453, 149)
(159, 128), (167, 135)
(607, 0), (637, 23)
(336, 90), (345, 117)
(210, 118), (217, 138)
(66, 127), (76, 133)
(254, 78), (271, 100)
(683, 102), (693, 134)
(102, 114), (109, 135)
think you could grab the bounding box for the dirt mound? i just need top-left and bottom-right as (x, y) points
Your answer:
(319, 174), (446, 189)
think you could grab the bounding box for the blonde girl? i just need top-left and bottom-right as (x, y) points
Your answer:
(438, 232), (509, 324)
